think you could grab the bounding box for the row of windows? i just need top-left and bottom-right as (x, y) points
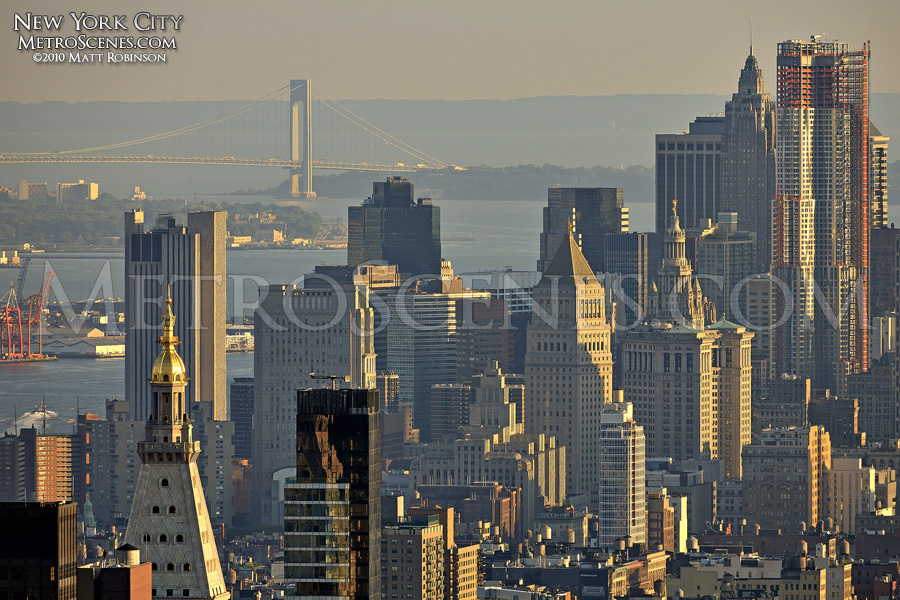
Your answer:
(151, 562), (191, 572)
(151, 505), (178, 515)
(141, 533), (185, 544)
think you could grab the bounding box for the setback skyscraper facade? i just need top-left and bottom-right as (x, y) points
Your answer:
(124, 210), (226, 421)
(347, 177), (441, 277)
(525, 225), (613, 507)
(772, 37), (871, 390)
(721, 51), (776, 274)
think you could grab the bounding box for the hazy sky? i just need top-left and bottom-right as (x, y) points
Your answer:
(3, 0), (899, 102)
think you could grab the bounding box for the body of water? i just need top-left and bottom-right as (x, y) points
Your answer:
(0, 353), (253, 436)
(2, 196), (552, 433)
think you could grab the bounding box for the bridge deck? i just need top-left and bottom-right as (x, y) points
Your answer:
(0, 154), (425, 172)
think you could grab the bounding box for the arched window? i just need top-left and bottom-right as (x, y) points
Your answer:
(142, 533), (151, 544)
(159, 534), (168, 543)
(168, 505), (177, 514)
(175, 534), (184, 543)
(183, 563), (192, 572)
(151, 506), (160, 514)
(166, 562), (175, 572)
(152, 562), (158, 571)
(160, 478), (169, 488)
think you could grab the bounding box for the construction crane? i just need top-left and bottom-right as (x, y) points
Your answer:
(309, 372), (350, 390)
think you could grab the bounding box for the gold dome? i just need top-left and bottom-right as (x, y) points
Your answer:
(150, 293), (187, 384)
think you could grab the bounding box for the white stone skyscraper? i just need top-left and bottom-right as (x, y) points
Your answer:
(124, 295), (228, 600)
(525, 224), (613, 508)
(598, 401), (646, 549)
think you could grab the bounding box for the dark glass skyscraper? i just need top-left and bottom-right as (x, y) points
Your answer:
(230, 377), (254, 460)
(537, 187), (629, 273)
(602, 232), (662, 326)
(0, 501), (77, 600)
(348, 177), (441, 277)
(286, 388), (381, 599)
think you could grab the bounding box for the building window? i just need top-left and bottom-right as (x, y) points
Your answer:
(183, 591), (189, 597)
(168, 506), (177, 514)
(142, 533), (151, 544)
(175, 534), (184, 543)
(151, 506), (160, 514)
(160, 478), (169, 487)
(166, 563), (175, 572)
(159, 534), (168, 543)
(183, 563), (191, 572)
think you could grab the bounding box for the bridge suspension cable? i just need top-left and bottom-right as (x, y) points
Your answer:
(33, 84), (294, 155)
(310, 85), (447, 168)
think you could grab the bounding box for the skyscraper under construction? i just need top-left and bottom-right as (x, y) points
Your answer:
(772, 37), (870, 390)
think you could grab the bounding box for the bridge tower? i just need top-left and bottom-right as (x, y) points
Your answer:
(289, 79), (316, 198)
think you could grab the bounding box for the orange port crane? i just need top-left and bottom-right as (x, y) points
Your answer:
(1, 263), (55, 359)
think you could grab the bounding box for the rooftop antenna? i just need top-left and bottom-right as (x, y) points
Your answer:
(749, 8), (753, 55)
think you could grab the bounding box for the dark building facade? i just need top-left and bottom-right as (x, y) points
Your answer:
(721, 52), (777, 273)
(656, 117), (724, 234)
(537, 187), (628, 273)
(429, 384), (474, 441)
(455, 298), (516, 382)
(870, 226), (900, 319)
(229, 377), (254, 460)
(286, 388), (381, 599)
(347, 177), (441, 277)
(0, 501), (77, 600)
(603, 232), (662, 326)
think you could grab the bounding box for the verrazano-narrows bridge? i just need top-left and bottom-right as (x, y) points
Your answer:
(0, 79), (454, 198)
